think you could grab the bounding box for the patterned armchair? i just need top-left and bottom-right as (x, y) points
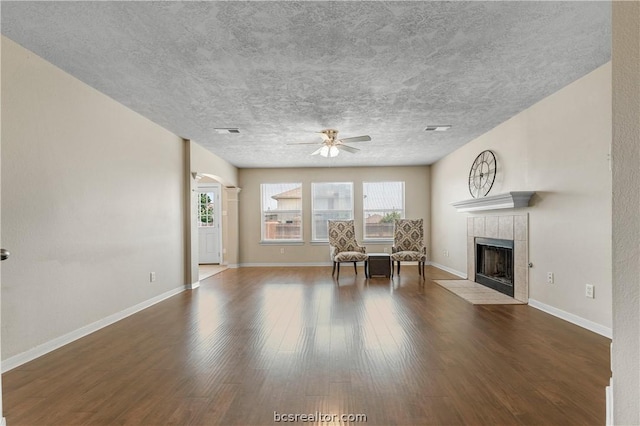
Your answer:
(391, 219), (427, 278)
(328, 220), (368, 279)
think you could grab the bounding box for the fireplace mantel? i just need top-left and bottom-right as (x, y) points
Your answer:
(452, 191), (535, 213)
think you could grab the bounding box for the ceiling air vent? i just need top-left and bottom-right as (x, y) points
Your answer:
(214, 128), (240, 134)
(425, 125), (452, 132)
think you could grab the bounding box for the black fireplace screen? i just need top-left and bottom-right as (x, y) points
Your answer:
(475, 237), (514, 297)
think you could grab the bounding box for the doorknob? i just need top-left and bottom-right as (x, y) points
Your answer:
(1, 249), (10, 261)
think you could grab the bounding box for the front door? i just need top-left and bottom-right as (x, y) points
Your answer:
(197, 184), (221, 264)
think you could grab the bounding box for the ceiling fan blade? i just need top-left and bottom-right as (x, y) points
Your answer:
(337, 144), (360, 154)
(338, 135), (371, 143)
(310, 146), (324, 156)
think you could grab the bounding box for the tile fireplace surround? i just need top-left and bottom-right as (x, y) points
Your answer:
(467, 214), (529, 302)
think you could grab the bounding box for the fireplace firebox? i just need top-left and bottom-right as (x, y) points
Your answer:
(475, 237), (514, 297)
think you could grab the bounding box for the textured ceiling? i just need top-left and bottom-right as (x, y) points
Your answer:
(1, 1), (611, 168)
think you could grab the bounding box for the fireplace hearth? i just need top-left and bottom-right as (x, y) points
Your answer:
(475, 237), (514, 297)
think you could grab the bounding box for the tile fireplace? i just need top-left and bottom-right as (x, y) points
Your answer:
(467, 214), (529, 302)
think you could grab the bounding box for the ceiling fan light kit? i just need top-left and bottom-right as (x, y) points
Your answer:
(319, 145), (340, 158)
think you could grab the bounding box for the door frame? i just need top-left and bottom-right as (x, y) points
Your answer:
(196, 182), (222, 265)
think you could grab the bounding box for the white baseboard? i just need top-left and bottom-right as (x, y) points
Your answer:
(606, 378), (613, 425)
(528, 298), (612, 338)
(238, 262), (459, 269)
(429, 262), (467, 279)
(226, 263), (239, 269)
(188, 280), (200, 290)
(1, 286), (185, 373)
(1, 417), (5, 426)
(239, 262), (332, 267)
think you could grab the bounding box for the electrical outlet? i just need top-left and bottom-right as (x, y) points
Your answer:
(443, 250), (449, 257)
(547, 272), (554, 284)
(585, 284), (594, 298)
(150, 272), (156, 282)
(383, 247), (388, 253)
(280, 248), (285, 254)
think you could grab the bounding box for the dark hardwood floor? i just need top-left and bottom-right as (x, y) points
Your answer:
(2, 266), (611, 425)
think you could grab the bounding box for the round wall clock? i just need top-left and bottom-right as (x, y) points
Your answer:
(468, 150), (497, 198)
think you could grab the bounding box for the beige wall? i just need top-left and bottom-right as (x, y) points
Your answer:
(1, 37), (187, 360)
(0, 37), (4, 417)
(189, 140), (238, 188)
(431, 63), (612, 330)
(238, 166), (430, 265)
(611, 1), (640, 423)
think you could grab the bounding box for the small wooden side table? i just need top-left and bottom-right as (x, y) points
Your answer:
(367, 253), (391, 278)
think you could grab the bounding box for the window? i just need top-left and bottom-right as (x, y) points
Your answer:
(261, 183), (302, 241)
(198, 192), (216, 228)
(312, 182), (354, 241)
(363, 181), (405, 239)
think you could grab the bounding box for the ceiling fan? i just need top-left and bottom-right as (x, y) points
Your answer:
(288, 129), (371, 157)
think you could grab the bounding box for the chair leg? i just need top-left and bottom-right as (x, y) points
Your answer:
(422, 262), (426, 278)
(336, 262), (340, 279)
(397, 262), (401, 275)
(353, 262), (357, 275)
(418, 262), (422, 276)
(365, 260), (369, 278)
(332, 262), (337, 277)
